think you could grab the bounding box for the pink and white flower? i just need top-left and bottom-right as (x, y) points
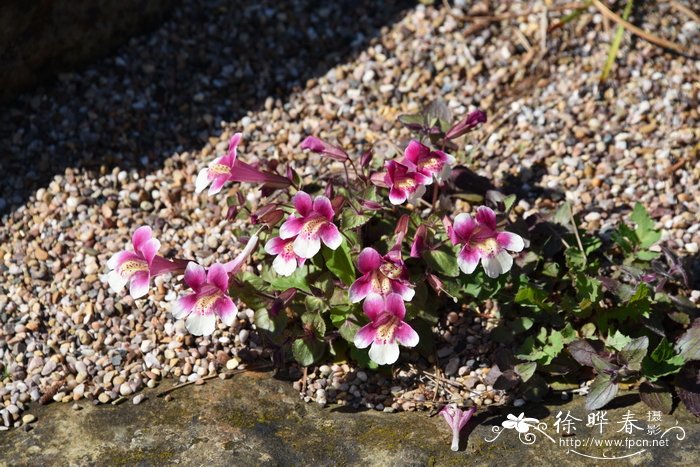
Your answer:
(448, 206), (524, 278)
(195, 133), (241, 195)
(441, 404), (477, 451)
(384, 160), (431, 205)
(279, 191), (342, 259)
(107, 226), (163, 299)
(348, 248), (414, 303)
(264, 236), (306, 276)
(402, 140), (455, 182)
(354, 293), (419, 365)
(171, 262), (236, 336)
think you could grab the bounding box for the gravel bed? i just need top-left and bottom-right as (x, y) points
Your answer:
(1, 0), (699, 428)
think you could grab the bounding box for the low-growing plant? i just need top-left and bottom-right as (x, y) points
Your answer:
(106, 99), (699, 416)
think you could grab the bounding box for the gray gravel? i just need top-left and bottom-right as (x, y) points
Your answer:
(1, 0), (699, 428)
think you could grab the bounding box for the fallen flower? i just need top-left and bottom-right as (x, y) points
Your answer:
(440, 404), (477, 451)
(348, 248), (415, 303)
(171, 262), (236, 336)
(448, 206), (524, 278)
(279, 191), (342, 259)
(353, 293), (419, 365)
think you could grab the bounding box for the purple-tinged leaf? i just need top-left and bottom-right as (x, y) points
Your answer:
(568, 339), (604, 367)
(676, 322), (700, 361)
(675, 362), (700, 417)
(585, 375), (619, 411)
(620, 336), (649, 371)
(639, 381), (673, 414)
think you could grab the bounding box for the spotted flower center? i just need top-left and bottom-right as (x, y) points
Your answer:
(283, 241), (296, 257)
(379, 261), (402, 280)
(396, 177), (416, 190)
(194, 289), (223, 315)
(418, 156), (442, 173)
(375, 313), (400, 343)
(301, 215), (327, 235)
(477, 237), (500, 257)
(371, 272), (393, 295)
(118, 259), (149, 278)
(209, 163), (231, 176)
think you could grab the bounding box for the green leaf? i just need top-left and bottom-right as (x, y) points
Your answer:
(261, 266), (312, 293)
(301, 312), (326, 337)
(503, 194), (517, 212)
(643, 338), (685, 380)
(676, 326), (700, 361)
(591, 354), (617, 374)
(322, 242), (356, 286)
(338, 319), (360, 344)
(292, 338), (324, 366)
(585, 375), (619, 411)
(631, 202), (661, 249)
(350, 346), (379, 370)
(515, 283), (553, 312)
(422, 247), (459, 277)
(620, 336), (649, 371)
(515, 362), (537, 382)
(341, 209), (370, 230)
(606, 330), (632, 351)
(254, 308), (287, 334)
(575, 273), (601, 303)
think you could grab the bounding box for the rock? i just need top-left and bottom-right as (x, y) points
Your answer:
(22, 414), (36, 424)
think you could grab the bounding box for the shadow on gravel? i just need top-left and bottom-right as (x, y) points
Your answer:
(0, 0), (416, 216)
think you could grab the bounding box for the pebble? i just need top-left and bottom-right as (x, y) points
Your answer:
(132, 394), (145, 405)
(22, 414), (36, 424)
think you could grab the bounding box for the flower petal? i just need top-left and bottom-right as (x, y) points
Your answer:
(362, 293), (385, 320)
(207, 263), (230, 292)
(215, 297), (237, 326)
(395, 322), (419, 347)
(107, 270), (128, 293)
(312, 196), (335, 220)
(172, 294), (197, 319)
(475, 206), (497, 230)
(354, 324), (375, 349)
(320, 223), (342, 250)
(348, 276), (372, 303)
(195, 168), (211, 194)
(131, 226), (153, 252)
(502, 420), (518, 430)
(186, 312), (217, 336)
(272, 254), (298, 276)
(482, 250), (513, 278)
(293, 235), (321, 259)
(385, 293), (406, 320)
(107, 251), (137, 270)
(292, 191), (313, 217)
(388, 187), (407, 205)
(357, 248), (382, 273)
(129, 271), (150, 299)
(452, 213), (476, 243)
(208, 175), (229, 196)
(457, 246), (480, 274)
(184, 262), (206, 290)
(403, 140), (429, 164)
(497, 232), (524, 252)
(138, 238), (160, 265)
(391, 281), (415, 302)
(264, 237), (286, 255)
(369, 342), (400, 365)
(279, 216), (304, 239)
